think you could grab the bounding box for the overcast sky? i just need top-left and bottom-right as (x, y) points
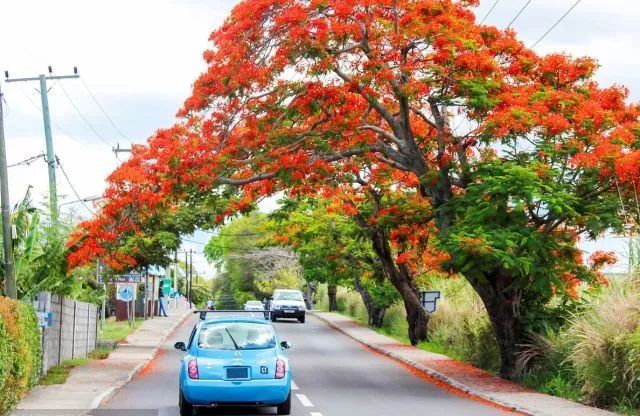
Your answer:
(0, 0), (637, 276)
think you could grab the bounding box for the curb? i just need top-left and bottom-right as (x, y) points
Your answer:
(89, 308), (193, 409)
(310, 311), (536, 416)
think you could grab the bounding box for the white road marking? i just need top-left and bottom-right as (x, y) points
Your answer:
(291, 381), (299, 390)
(310, 413), (324, 416)
(296, 394), (314, 407)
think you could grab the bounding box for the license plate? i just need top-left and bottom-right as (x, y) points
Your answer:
(284, 309), (295, 313)
(226, 367), (249, 380)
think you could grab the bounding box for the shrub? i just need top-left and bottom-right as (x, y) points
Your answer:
(519, 276), (640, 413)
(0, 297), (42, 414)
(562, 277), (640, 409)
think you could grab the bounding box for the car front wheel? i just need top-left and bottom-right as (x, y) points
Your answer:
(179, 389), (193, 416)
(298, 314), (305, 323)
(277, 391), (291, 415)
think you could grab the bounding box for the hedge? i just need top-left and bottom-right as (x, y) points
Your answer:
(0, 297), (41, 414)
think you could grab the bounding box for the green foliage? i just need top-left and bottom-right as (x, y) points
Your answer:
(206, 212), (302, 304)
(519, 276), (640, 413)
(190, 280), (214, 309)
(0, 192), (102, 303)
(440, 161), (605, 333)
(457, 78), (501, 112)
(270, 198), (399, 316)
(0, 297), (42, 414)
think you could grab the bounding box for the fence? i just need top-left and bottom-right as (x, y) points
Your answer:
(33, 292), (98, 374)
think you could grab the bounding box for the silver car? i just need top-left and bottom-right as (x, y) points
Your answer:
(244, 300), (265, 311)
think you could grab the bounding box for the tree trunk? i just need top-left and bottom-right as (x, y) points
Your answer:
(369, 228), (428, 345)
(354, 275), (387, 328)
(327, 284), (338, 312)
(304, 282), (316, 310)
(468, 269), (523, 381)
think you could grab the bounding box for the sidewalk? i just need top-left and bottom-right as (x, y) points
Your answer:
(312, 311), (619, 416)
(13, 307), (192, 413)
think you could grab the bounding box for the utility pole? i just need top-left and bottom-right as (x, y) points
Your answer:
(5, 67), (80, 222)
(97, 260), (105, 329)
(173, 250), (178, 292)
(189, 249), (194, 309)
(0, 84), (16, 299)
(184, 251), (190, 308)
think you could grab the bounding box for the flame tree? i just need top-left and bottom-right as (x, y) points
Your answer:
(69, 0), (640, 379)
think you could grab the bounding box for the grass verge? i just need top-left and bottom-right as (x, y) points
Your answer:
(38, 358), (88, 385)
(98, 317), (143, 342)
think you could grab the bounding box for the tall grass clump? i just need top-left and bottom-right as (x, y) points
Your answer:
(562, 276), (640, 410)
(519, 275), (640, 413)
(424, 277), (500, 373)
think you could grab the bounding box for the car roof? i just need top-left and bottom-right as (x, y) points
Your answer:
(200, 316), (271, 325)
(274, 289), (302, 292)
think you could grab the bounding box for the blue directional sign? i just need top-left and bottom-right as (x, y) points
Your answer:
(117, 284), (136, 301)
(36, 311), (53, 328)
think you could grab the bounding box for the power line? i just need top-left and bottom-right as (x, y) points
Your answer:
(531, 0), (583, 48)
(8, 153), (46, 168)
(56, 81), (115, 148)
(56, 156), (95, 215)
(5, 68), (80, 222)
(15, 85), (110, 153)
(80, 77), (130, 143)
(183, 238), (206, 246)
(506, 0), (532, 29)
(480, 0), (501, 24)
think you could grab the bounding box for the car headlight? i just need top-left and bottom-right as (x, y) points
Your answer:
(272, 304), (281, 310)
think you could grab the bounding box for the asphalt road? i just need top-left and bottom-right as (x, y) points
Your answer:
(96, 314), (516, 416)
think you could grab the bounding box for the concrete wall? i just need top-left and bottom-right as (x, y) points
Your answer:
(35, 292), (98, 374)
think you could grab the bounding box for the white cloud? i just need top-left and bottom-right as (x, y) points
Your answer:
(1, 0), (637, 274)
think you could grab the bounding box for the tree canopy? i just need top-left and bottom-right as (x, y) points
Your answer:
(68, 0), (640, 379)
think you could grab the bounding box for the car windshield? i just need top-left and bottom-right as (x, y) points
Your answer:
(274, 291), (303, 301)
(198, 322), (275, 350)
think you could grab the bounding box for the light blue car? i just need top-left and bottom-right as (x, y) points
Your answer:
(174, 312), (292, 416)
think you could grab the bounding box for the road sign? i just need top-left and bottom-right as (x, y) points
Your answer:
(116, 283), (137, 301)
(112, 274), (142, 284)
(36, 311), (52, 328)
(420, 290), (441, 313)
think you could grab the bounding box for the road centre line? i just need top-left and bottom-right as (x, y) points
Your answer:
(292, 381), (299, 390)
(296, 394), (314, 407)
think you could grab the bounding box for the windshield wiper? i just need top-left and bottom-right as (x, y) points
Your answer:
(225, 328), (240, 350)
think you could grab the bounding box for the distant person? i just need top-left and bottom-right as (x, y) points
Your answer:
(206, 299), (216, 311)
(158, 285), (169, 317)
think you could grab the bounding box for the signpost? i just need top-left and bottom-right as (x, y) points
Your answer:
(420, 290), (441, 314)
(117, 283), (137, 326)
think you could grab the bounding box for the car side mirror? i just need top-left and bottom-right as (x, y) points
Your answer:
(280, 341), (292, 350)
(174, 341), (187, 351)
